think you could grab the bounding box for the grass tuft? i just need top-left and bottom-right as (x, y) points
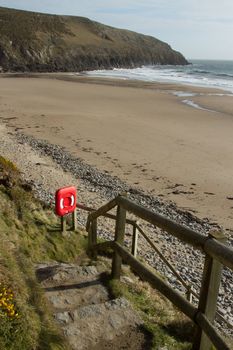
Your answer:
(108, 274), (193, 349)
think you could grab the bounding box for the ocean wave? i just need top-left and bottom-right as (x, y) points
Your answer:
(84, 62), (233, 93)
(188, 69), (233, 79)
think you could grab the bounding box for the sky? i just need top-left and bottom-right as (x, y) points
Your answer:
(0, 0), (232, 60)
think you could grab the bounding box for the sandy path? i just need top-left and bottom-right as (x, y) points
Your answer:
(0, 76), (233, 230)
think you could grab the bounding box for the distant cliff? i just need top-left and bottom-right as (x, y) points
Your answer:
(0, 7), (188, 72)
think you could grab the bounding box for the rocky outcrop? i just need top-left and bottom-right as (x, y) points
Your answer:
(0, 6), (188, 72)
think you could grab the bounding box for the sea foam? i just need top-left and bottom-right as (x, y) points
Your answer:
(84, 60), (233, 94)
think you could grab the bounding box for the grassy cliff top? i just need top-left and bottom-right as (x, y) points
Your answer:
(0, 6), (188, 72)
(0, 6), (170, 47)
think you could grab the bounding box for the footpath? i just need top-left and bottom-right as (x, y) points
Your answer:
(37, 262), (151, 349)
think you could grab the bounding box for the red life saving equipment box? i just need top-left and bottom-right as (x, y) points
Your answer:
(55, 186), (77, 217)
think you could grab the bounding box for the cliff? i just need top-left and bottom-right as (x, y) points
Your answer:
(0, 6), (188, 72)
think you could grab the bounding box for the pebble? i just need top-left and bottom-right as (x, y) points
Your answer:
(55, 311), (70, 324)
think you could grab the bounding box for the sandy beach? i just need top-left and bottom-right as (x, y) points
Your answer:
(0, 75), (233, 231)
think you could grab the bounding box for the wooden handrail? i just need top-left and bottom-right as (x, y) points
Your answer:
(88, 197), (118, 221)
(113, 241), (197, 320)
(83, 199), (198, 296)
(204, 238), (233, 270)
(82, 199), (197, 297)
(116, 196), (207, 248)
(113, 241), (231, 350)
(76, 202), (135, 225)
(89, 240), (231, 350)
(131, 222), (232, 329)
(86, 197), (118, 231)
(195, 312), (230, 350)
(116, 196), (233, 269)
(84, 194), (233, 350)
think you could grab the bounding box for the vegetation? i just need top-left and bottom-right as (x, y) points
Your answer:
(0, 155), (87, 349)
(107, 270), (193, 350)
(0, 6), (188, 72)
(0, 155), (198, 349)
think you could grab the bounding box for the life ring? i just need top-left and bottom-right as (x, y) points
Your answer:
(60, 195), (74, 209)
(60, 198), (64, 209)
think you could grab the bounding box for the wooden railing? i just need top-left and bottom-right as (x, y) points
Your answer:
(78, 194), (233, 350)
(78, 202), (196, 301)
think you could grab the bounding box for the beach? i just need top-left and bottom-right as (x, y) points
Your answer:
(0, 75), (233, 231)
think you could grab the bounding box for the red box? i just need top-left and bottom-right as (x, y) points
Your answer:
(55, 186), (77, 217)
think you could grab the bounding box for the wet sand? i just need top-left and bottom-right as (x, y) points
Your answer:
(0, 75), (233, 230)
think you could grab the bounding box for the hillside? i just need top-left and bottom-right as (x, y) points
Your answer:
(0, 6), (188, 72)
(0, 154), (194, 349)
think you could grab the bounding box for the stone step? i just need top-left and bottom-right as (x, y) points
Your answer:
(37, 263), (149, 350)
(45, 279), (109, 311)
(37, 263), (109, 310)
(36, 263), (101, 286)
(55, 297), (144, 350)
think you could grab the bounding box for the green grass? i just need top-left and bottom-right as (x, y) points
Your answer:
(0, 156), (88, 350)
(107, 270), (193, 350)
(0, 7), (71, 43)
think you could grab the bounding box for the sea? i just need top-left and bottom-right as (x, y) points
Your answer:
(84, 59), (233, 94)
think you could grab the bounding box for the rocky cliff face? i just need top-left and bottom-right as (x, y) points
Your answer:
(0, 7), (188, 72)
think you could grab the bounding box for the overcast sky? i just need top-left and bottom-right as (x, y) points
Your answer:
(0, 0), (232, 60)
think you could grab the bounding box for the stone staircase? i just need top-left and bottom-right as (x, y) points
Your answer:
(36, 262), (151, 350)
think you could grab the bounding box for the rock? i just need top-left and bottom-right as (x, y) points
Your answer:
(105, 298), (130, 310)
(121, 276), (134, 284)
(218, 307), (227, 316)
(109, 313), (126, 330)
(55, 311), (70, 324)
(74, 304), (103, 319)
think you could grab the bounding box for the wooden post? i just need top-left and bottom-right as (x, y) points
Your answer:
(72, 209), (77, 231)
(91, 219), (97, 259)
(87, 219), (97, 258)
(61, 215), (66, 234)
(186, 286), (193, 303)
(131, 221), (138, 257)
(112, 194), (127, 279)
(88, 221), (93, 251)
(192, 229), (226, 350)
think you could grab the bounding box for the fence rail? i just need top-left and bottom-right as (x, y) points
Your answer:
(77, 195), (233, 350)
(117, 196), (233, 269)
